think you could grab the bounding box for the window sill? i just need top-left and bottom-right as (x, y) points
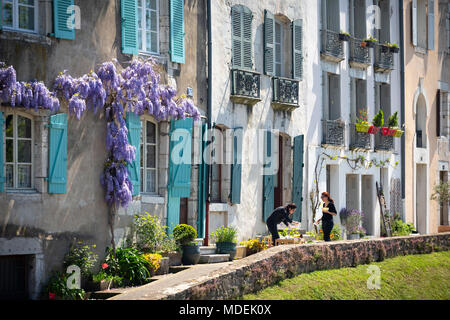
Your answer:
(209, 202), (229, 212)
(3, 190), (42, 201)
(414, 46), (427, 55)
(141, 194), (165, 204)
(0, 29), (51, 46)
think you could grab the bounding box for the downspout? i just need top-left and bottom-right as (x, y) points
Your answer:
(399, 0), (406, 220)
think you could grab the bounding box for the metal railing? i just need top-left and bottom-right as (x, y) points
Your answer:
(349, 38), (370, 67)
(321, 29), (344, 61)
(230, 69), (261, 101)
(375, 133), (394, 151)
(272, 77), (299, 107)
(374, 44), (394, 72)
(322, 120), (345, 146)
(349, 124), (372, 150)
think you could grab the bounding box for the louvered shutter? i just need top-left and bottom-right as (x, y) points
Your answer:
(264, 10), (275, 76)
(121, 0), (138, 55)
(292, 19), (303, 80)
(53, 0), (75, 40)
(0, 112), (4, 192)
(428, 0), (434, 50)
(230, 127), (243, 204)
(412, 0), (418, 46)
(231, 5), (253, 70)
(231, 6), (243, 68)
(263, 130), (274, 221)
(126, 112), (141, 196)
(170, 0), (185, 63)
(48, 114), (68, 194)
(292, 135), (304, 222)
(242, 6), (253, 70)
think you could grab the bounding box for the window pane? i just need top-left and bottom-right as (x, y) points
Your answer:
(146, 32), (153, 52)
(146, 145), (156, 168)
(19, 0), (34, 5)
(138, 0), (142, 8)
(18, 5), (35, 31)
(18, 140), (32, 163)
(5, 115), (13, 137)
(151, 31), (158, 52)
(2, 2), (13, 27)
(146, 121), (156, 143)
(6, 139), (13, 163)
(6, 165), (14, 188)
(147, 0), (156, 10)
(149, 10), (157, 31)
(140, 168), (144, 193)
(138, 30), (143, 50)
(17, 116), (31, 138)
(17, 165), (31, 188)
(146, 170), (156, 193)
(138, 7), (142, 28)
(140, 144), (144, 167)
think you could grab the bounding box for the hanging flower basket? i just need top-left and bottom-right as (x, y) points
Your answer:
(368, 126), (380, 134)
(355, 123), (370, 133)
(393, 129), (404, 137)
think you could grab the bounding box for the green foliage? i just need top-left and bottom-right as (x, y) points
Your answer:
(92, 271), (123, 287)
(240, 239), (264, 252)
(307, 224), (342, 241)
(381, 213), (415, 237)
(63, 241), (98, 277)
(431, 182), (450, 205)
(388, 111), (399, 128)
(372, 109), (384, 127)
(173, 224), (197, 245)
(364, 35), (378, 42)
(211, 226), (238, 243)
(44, 271), (85, 300)
(132, 213), (175, 253)
(103, 248), (151, 286)
(280, 228), (302, 238)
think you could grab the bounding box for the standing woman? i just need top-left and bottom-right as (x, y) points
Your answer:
(317, 192), (337, 241)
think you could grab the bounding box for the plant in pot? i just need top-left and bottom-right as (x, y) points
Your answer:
(173, 224), (200, 265)
(344, 209), (365, 240)
(386, 42), (400, 53)
(355, 108), (370, 133)
(363, 35), (377, 48)
(369, 109), (384, 134)
(339, 30), (351, 42)
(211, 226), (238, 261)
(387, 111), (404, 138)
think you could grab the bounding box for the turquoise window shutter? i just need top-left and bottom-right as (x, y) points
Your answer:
(263, 130), (274, 221)
(292, 19), (303, 80)
(0, 112), (4, 192)
(121, 0), (138, 55)
(53, 0), (75, 40)
(126, 112), (141, 197)
(167, 192), (180, 234)
(292, 135), (304, 222)
(230, 127), (243, 204)
(264, 10), (275, 76)
(170, 0), (185, 64)
(48, 113), (68, 194)
(197, 123), (208, 238)
(168, 117), (193, 197)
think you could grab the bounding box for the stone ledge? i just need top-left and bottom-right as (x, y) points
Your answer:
(149, 233), (450, 300)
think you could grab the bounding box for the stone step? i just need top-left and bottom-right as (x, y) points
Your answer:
(199, 246), (216, 255)
(199, 254), (230, 264)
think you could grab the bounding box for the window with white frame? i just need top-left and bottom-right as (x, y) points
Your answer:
(140, 119), (158, 194)
(5, 113), (33, 189)
(1, 0), (38, 33)
(137, 0), (159, 54)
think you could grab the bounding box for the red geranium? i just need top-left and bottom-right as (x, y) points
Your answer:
(102, 263), (108, 269)
(48, 292), (55, 300)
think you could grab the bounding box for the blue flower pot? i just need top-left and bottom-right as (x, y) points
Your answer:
(181, 244), (200, 265)
(216, 242), (237, 261)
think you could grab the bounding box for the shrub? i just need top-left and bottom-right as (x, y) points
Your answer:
(173, 224), (197, 245)
(132, 213), (167, 253)
(344, 210), (366, 235)
(240, 239), (264, 252)
(280, 228), (302, 238)
(45, 271), (85, 300)
(63, 241), (98, 277)
(92, 272), (123, 287)
(211, 226), (237, 243)
(392, 219), (415, 236)
(103, 248), (151, 286)
(388, 111), (399, 128)
(372, 109), (384, 127)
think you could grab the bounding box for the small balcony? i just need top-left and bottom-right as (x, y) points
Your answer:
(349, 124), (372, 150)
(349, 38), (371, 69)
(272, 77), (299, 112)
(322, 120), (345, 147)
(375, 133), (394, 152)
(374, 44), (394, 73)
(230, 69), (261, 106)
(321, 30), (345, 63)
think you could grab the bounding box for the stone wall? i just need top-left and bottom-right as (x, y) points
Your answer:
(162, 233), (450, 300)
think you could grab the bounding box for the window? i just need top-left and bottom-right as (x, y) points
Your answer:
(137, 0), (159, 54)
(1, 0), (38, 33)
(211, 126), (232, 203)
(4, 113), (33, 189)
(140, 119), (158, 194)
(274, 20), (282, 76)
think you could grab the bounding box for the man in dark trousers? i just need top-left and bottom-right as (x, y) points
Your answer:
(266, 203), (300, 246)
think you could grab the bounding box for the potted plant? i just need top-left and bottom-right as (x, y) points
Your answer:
(386, 111), (404, 138)
(386, 42), (400, 53)
(173, 224), (200, 265)
(344, 209), (365, 240)
(211, 226), (238, 261)
(339, 31), (351, 42)
(363, 35), (377, 48)
(369, 109), (383, 134)
(355, 109), (370, 133)
(240, 239), (263, 256)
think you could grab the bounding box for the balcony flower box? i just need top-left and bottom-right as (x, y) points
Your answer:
(382, 127), (397, 136)
(381, 45), (390, 53)
(389, 46), (400, 53)
(364, 40), (376, 48)
(393, 129), (404, 137)
(368, 126), (380, 134)
(339, 33), (351, 42)
(355, 122), (370, 133)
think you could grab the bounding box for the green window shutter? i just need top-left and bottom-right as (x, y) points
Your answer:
(197, 123), (208, 238)
(428, 0), (434, 50)
(53, 0), (75, 40)
(168, 117), (193, 197)
(170, 0), (185, 64)
(292, 135), (304, 222)
(231, 5), (243, 68)
(263, 130), (274, 221)
(48, 113), (68, 194)
(0, 112), (4, 192)
(264, 10), (275, 76)
(412, 0), (418, 46)
(121, 0), (138, 55)
(126, 112), (141, 197)
(230, 127), (243, 204)
(292, 19), (303, 80)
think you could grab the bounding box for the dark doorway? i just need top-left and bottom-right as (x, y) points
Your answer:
(0, 255), (30, 300)
(274, 135), (283, 209)
(440, 171), (449, 226)
(180, 198), (188, 225)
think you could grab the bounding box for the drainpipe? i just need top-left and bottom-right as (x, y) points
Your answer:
(204, 0), (212, 246)
(399, 0), (406, 220)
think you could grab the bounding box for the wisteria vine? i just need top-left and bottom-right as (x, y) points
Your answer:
(0, 59), (201, 209)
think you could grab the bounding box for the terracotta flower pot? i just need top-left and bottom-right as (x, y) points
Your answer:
(368, 126), (379, 134)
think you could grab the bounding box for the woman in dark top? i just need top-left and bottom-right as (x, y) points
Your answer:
(317, 192), (337, 241)
(266, 203), (299, 246)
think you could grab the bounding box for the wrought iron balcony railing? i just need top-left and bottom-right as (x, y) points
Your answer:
(272, 77), (299, 112)
(375, 133), (394, 152)
(322, 120), (345, 147)
(374, 44), (394, 72)
(349, 38), (371, 69)
(321, 30), (345, 62)
(350, 124), (372, 150)
(230, 69), (261, 106)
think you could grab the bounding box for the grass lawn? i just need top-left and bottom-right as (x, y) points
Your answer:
(242, 251), (450, 300)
